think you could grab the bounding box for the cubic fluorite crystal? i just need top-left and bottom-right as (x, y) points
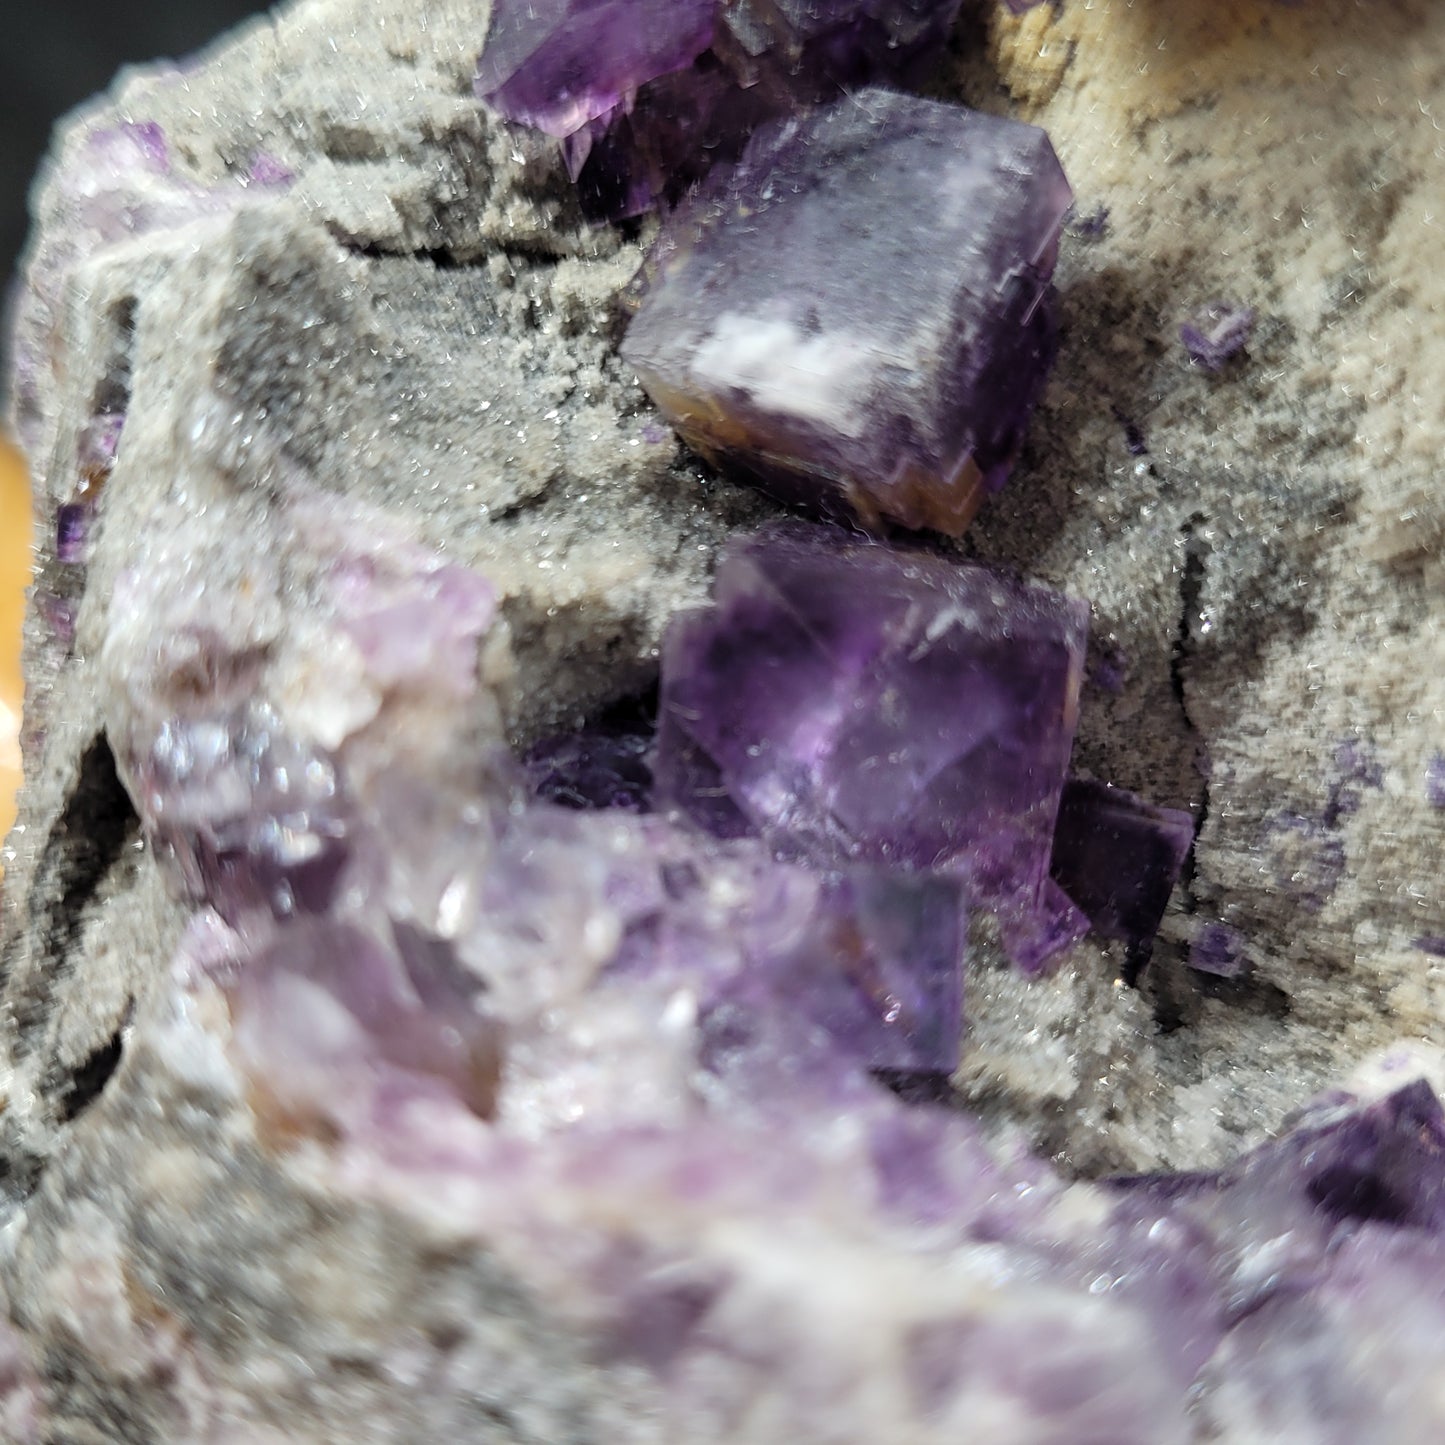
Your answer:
(475, 0), (965, 218)
(622, 89), (1072, 535)
(654, 522), (1089, 970)
(1049, 777), (1194, 963)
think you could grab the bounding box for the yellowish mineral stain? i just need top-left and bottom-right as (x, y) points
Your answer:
(0, 433), (30, 862)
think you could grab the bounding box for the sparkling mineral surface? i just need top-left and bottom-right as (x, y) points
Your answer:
(622, 89), (1071, 535)
(654, 521), (1088, 970)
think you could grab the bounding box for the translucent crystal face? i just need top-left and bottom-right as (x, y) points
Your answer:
(623, 90), (1072, 535)
(653, 522), (1090, 969)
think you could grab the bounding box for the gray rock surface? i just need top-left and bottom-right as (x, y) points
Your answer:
(1, 0), (1443, 1438)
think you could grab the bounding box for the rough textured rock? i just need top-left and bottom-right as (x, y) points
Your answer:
(2, 0), (1444, 1439)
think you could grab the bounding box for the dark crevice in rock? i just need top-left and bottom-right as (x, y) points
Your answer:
(1164, 515), (1210, 893)
(57, 1024), (127, 1123)
(88, 296), (138, 418)
(339, 237), (475, 269)
(1134, 516), (1211, 1000)
(338, 235), (567, 271)
(15, 735), (139, 1050)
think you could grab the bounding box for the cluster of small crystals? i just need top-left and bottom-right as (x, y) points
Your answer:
(113, 495), (1445, 1440)
(475, 0), (966, 219)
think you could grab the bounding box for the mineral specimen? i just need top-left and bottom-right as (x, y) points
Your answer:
(654, 522), (1088, 969)
(475, 0), (965, 217)
(1049, 777), (1194, 963)
(622, 89), (1071, 535)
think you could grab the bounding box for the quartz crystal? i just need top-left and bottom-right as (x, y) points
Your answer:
(654, 522), (1088, 970)
(475, 0), (965, 217)
(1049, 777), (1194, 962)
(622, 89), (1072, 534)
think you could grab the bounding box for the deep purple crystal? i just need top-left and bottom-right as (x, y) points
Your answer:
(1049, 778), (1194, 958)
(476, 1), (966, 219)
(655, 522), (1088, 970)
(623, 90), (1071, 535)
(474, 0), (716, 139)
(1180, 301), (1255, 371)
(523, 721), (654, 811)
(55, 501), (90, 563)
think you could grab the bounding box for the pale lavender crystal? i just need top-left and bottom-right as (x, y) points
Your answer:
(1180, 300), (1256, 370)
(623, 90), (1072, 534)
(655, 522), (1088, 970)
(1425, 751), (1445, 808)
(1191, 922), (1248, 977)
(700, 869), (967, 1082)
(1049, 778), (1194, 961)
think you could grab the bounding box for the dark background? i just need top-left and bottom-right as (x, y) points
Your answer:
(1, 4), (266, 292)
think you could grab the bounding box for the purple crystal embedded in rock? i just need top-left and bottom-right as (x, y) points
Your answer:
(655, 522), (1088, 970)
(55, 501), (90, 563)
(474, 0), (716, 139)
(522, 697), (657, 811)
(1049, 778), (1194, 960)
(700, 868), (966, 1082)
(476, 1), (966, 219)
(623, 90), (1072, 535)
(1180, 300), (1255, 371)
(1190, 922), (1248, 978)
(1425, 751), (1445, 808)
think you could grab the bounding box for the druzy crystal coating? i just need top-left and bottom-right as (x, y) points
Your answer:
(654, 522), (1087, 967)
(622, 89), (1072, 535)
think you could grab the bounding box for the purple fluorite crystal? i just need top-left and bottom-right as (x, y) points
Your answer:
(475, 1), (965, 218)
(1049, 778), (1194, 960)
(523, 700), (656, 811)
(700, 868), (967, 1082)
(54, 502), (90, 563)
(655, 522), (1088, 970)
(623, 90), (1071, 535)
(1180, 300), (1256, 371)
(1190, 922), (1248, 977)
(474, 0), (716, 139)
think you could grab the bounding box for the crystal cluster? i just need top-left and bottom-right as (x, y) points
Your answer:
(91, 471), (1445, 1441)
(622, 90), (1072, 535)
(475, 0), (964, 218)
(654, 523), (1092, 970)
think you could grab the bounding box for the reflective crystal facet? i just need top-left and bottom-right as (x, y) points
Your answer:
(623, 90), (1071, 534)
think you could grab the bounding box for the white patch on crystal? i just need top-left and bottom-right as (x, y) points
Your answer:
(690, 313), (873, 436)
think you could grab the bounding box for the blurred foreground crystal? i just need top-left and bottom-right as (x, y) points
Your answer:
(622, 91), (1071, 534)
